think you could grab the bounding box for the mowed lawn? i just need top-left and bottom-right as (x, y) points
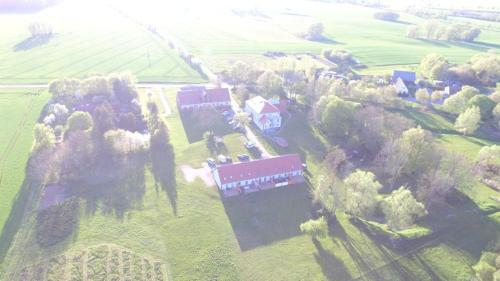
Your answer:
(3, 87), (498, 281)
(0, 89), (48, 242)
(0, 2), (205, 84)
(154, 1), (500, 74)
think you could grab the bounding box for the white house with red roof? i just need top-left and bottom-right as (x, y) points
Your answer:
(244, 96), (281, 131)
(176, 86), (231, 111)
(213, 154), (304, 196)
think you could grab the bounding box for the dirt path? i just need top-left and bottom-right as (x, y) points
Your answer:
(180, 164), (215, 187)
(156, 87), (171, 116)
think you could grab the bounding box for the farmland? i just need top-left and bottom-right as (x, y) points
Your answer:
(147, 1), (500, 74)
(0, 89), (48, 241)
(0, 2), (205, 84)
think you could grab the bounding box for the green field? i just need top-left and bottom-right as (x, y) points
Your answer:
(0, 89), (48, 240)
(2, 88), (498, 281)
(153, 1), (500, 74)
(0, 3), (205, 84)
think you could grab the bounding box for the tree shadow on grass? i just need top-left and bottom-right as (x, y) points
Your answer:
(312, 238), (351, 281)
(13, 34), (54, 52)
(69, 154), (148, 220)
(179, 111), (232, 144)
(151, 143), (178, 216)
(222, 183), (312, 251)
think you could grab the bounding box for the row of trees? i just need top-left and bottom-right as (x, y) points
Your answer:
(373, 11), (400, 22)
(420, 52), (500, 86)
(407, 21), (481, 42)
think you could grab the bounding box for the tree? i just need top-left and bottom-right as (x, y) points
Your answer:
(320, 96), (359, 140)
(490, 90), (500, 104)
(66, 111), (93, 133)
(232, 111), (251, 128)
(493, 103), (500, 128)
(443, 86), (480, 114)
(32, 123), (56, 153)
(304, 22), (324, 41)
(476, 145), (500, 178)
(111, 74), (138, 105)
(324, 146), (347, 173)
(381, 187), (427, 230)
(417, 150), (472, 207)
(431, 91), (444, 103)
(93, 101), (116, 134)
(420, 53), (450, 80)
(312, 176), (336, 215)
(104, 129), (149, 155)
(467, 95), (496, 120)
(343, 170), (382, 219)
(257, 70), (285, 98)
(28, 21), (53, 37)
(399, 127), (435, 176)
(415, 89), (431, 105)
(462, 27), (481, 42)
(455, 106), (480, 135)
(300, 217), (328, 239)
(470, 53), (500, 86)
(374, 11), (400, 22)
(203, 131), (216, 152)
(406, 25), (419, 38)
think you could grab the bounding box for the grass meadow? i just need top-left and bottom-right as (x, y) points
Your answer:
(2, 88), (498, 281)
(0, 2), (205, 84)
(152, 1), (500, 74)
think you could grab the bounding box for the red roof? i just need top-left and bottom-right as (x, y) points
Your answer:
(216, 154), (303, 185)
(246, 96), (280, 114)
(177, 87), (230, 106)
(206, 88), (230, 103)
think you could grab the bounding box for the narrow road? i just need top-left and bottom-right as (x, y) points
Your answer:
(0, 83), (214, 89)
(228, 90), (272, 159)
(154, 87), (171, 116)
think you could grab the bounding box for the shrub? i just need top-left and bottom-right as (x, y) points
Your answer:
(36, 198), (79, 247)
(374, 11), (400, 22)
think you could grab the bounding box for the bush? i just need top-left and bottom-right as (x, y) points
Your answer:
(374, 11), (400, 21)
(36, 198), (79, 247)
(396, 226), (432, 239)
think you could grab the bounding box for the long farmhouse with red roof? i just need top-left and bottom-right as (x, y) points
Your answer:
(176, 86), (231, 111)
(213, 154), (304, 197)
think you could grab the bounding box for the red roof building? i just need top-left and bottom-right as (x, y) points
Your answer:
(177, 86), (231, 110)
(213, 154), (304, 193)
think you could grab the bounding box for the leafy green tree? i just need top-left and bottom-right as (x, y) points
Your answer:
(454, 106), (481, 135)
(467, 95), (496, 120)
(420, 53), (450, 80)
(320, 96), (359, 140)
(399, 127), (435, 176)
(312, 176), (336, 215)
(232, 112), (251, 128)
(300, 217), (328, 238)
(470, 53), (500, 86)
(203, 131), (216, 152)
(66, 111), (93, 133)
(493, 104), (500, 128)
(343, 170), (382, 219)
(257, 70), (285, 98)
(431, 91), (444, 103)
(490, 90), (500, 104)
(93, 101), (115, 134)
(304, 22), (324, 40)
(476, 145), (500, 178)
(417, 150), (472, 207)
(415, 89), (431, 105)
(443, 86), (480, 114)
(32, 123), (56, 153)
(381, 187), (427, 230)
(104, 129), (149, 155)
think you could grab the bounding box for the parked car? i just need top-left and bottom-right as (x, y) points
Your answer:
(235, 126), (246, 133)
(222, 110), (233, 117)
(207, 158), (216, 168)
(244, 141), (256, 149)
(237, 154), (250, 161)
